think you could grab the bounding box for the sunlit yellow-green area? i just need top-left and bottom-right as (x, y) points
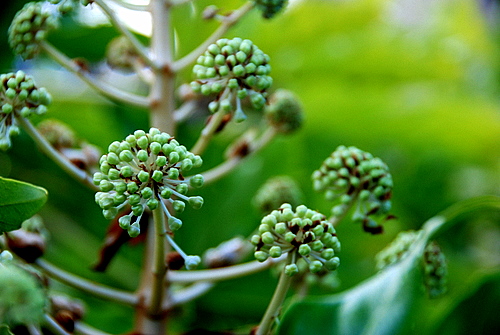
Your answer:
(1, 0), (499, 334)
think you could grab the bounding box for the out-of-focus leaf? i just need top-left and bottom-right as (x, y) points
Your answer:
(278, 196), (500, 335)
(0, 324), (13, 335)
(0, 177), (48, 234)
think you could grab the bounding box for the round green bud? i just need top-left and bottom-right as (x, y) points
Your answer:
(284, 263), (299, 276)
(152, 170), (164, 182)
(188, 196), (204, 209)
(173, 200), (186, 213)
(254, 250), (269, 262)
(118, 215), (131, 229)
(128, 224), (140, 238)
(269, 246), (282, 258)
(189, 174), (204, 188)
(160, 187), (173, 199)
(137, 170), (150, 183)
(185, 255), (201, 270)
(298, 244), (311, 256)
(168, 217), (183, 231)
(309, 260), (323, 273)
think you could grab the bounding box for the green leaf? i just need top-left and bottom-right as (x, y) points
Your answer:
(0, 325), (13, 335)
(278, 196), (500, 335)
(0, 177), (48, 234)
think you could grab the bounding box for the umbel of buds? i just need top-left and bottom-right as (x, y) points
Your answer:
(253, 0), (289, 19)
(423, 241), (447, 298)
(312, 146), (393, 234)
(1, 71), (52, 150)
(191, 38), (272, 122)
(8, 1), (59, 60)
(265, 89), (304, 134)
(253, 176), (303, 214)
(49, 0), (93, 14)
(106, 36), (139, 71)
(251, 203), (341, 276)
(0, 263), (46, 326)
(93, 128), (204, 238)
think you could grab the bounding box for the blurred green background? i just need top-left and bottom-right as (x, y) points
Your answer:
(1, 0), (499, 334)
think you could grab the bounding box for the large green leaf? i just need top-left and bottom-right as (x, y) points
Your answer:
(0, 177), (48, 234)
(278, 196), (500, 335)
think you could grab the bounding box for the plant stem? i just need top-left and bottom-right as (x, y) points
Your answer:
(168, 255), (286, 283)
(17, 117), (97, 190)
(190, 109), (226, 155)
(35, 259), (137, 305)
(202, 126), (277, 184)
(165, 281), (214, 308)
(75, 322), (113, 335)
(172, 1), (255, 72)
(43, 314), (70, 335)
(148, 206), (168, 316)
(148, 0), (176, 132)
(256, 252), (295, 335)
(109, 0), (149, 11)
(40, 41), (149, 108)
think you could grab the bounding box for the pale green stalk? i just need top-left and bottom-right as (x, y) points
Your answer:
(190, 109), (226, 155)
(43, 314), (70, 335)
(17, 117), (97, 190)
(168, 255), (286, 283)
(148, 206), (168, 316)
(256, 252), (295, 335)
(40, 41), (149, 108)
(35, 259), (137, 305)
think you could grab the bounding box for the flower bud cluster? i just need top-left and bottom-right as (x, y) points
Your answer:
(375, 230), (420, 271)
(49, 0), (93, 14)
(312, 146), (393, 234)
(253, 0), (288, 19)
(423, 241), (447, 298)
(191, 38), (272, 122)
(8, 2), (59, 59)
(1, 71), (52, 150)
(253, 176), (303, 214)
(93, 128), (204, 237)
(251, 203), (340, 276)
(0, 263), (46, 325)
(106, 36), (139, 71)
(265, 89), (304, 134)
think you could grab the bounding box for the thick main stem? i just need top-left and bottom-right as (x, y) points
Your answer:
(135, 1), (176, 334)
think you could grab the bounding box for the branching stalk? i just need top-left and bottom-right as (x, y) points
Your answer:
(40, 41), (149, 108)
(109, 0), (150, 11)
(17, 117), (97, 190)
(43, 314), (71, 335)
(165, 282), (214, 308)
(35, 259), (138, 305)
(168, 255), (286, 283)
(172, 1), (255, 72)
(190, 109), (226, 155)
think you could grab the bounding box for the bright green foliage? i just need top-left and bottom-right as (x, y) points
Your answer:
(93, 128), (204, 237)
(265, 89), (304, 134)
(253, 0), (288, 19)
(253, 175), (303, 214)
(0, 177), (48, 234)
(8, 2), (59, 59)
(0, 264), (46, 326)
(278, 196), (500, 335)
(312, 145), (392, 234)
(251, 203), (341, 275)
(0, 71), (51, 151)
(191, 38), (272, 122)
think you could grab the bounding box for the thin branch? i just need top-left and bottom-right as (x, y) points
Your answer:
(165, 281), (214, 308)
(167, 255), (286, 283)
(109, 0), (150, 11)
(35, 259), (138, 305)
(202, 126), (277, 185)
(148, 206), (168, 315)
(94, 0), (155, 69)
(190, 109), (226, 155)
(75, 322), (113, 335)
(40, 41), (149, 108)
(43, 314), (71, 335)
(17, 117), (97, 191)
(172, 1), (255, 72)
(173, 99), (198, 123)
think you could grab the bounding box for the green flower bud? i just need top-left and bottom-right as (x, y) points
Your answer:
(168, 217), (183, 231)
(254, 250), (268, 262)
(284, 263), (299, 276)
(185, 255), (201, 270)
(188, 196), (204, 209)
(312, 145), (393, 234)
(265, 89), (304, 134)
(9, 2), (59, 59)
